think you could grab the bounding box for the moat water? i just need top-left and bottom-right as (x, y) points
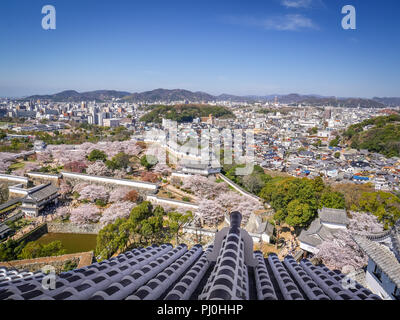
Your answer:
(35, 233), (97, 254)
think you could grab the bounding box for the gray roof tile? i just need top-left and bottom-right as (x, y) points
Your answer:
(0, 212), (380, 300)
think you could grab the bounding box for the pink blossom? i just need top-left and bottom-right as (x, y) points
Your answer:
(86, 161), (112, 176)
(44, 140), (143, 166)
(316, 211), (384, 272)
(181, 175), (229, 199)
(72, 183), (91, 194)
(36, 151), (52, 163)
(13, 162), (40, 176)
(196, 191), (263, 227)
(70, 204), (101, 225)
(99, 201), (135, 226)
(113, 169), (126, 179)
(109, 187), (132, 203)
(78, 185), (109, 202)
(153, 163), (171, 175)
(59, 180), (72, 196)
(197, 199), (225, 227)
(55, 206), (70, 219)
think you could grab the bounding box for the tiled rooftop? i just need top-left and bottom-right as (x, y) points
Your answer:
(318, 207), (349, 226)
(0, 212), (381, 300)
(353, 219), (400, 288)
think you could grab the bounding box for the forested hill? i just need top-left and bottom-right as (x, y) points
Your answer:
(342, 114), (400, 157)
(139, 104), (235, 124)
(21, 89), (400, 107)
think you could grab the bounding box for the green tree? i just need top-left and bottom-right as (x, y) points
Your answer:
(314, 139), (322, 148)
(285, 200), (314, 228)
(273, 209), (287, 223)
(88, 149), (107, 162)
(106, 152), (131, 170)
(130, 203), (165, 245)
(329, 137), (340, 147)
(312, 176), (325, 193)
(95, 202), (169, 261)
(261, 176), (331, 227)
(320, 191), (346, 209)
(18, 241), (66, 260)
(140, 155), (157, 171)
(95, 219), (125, 260)
(357, 191), (400, 228)
(0, 240), (25, 262)
(242, 174), (266, 195)
(165, 211), (193, 244)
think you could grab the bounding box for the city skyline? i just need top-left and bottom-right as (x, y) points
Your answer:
(0, 0), (399, 98)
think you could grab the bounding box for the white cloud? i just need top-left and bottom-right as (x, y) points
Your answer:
(224, 14), (318, 31)
(266, 14), (317, 30)
(281, 0), (313, 8)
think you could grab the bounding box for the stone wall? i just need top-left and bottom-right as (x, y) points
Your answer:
(28, 174), (60, 187)
(61, 172), (159, 195)
(0, 174), (28, 185)
(146, 195), (199, 210)
(0, 251), (93, 274)
(47, 222), (101, 234)
(3, 257), (80, 274)
(217, 173), (263, 203)
(18, 223), (48, 243)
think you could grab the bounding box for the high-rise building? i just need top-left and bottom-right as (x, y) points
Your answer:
(324, 108), (332, 120)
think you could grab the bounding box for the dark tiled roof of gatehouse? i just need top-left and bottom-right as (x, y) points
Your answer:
(0, 212), (381, 300)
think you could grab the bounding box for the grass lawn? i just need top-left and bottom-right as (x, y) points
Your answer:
(8, 162), (25, 170)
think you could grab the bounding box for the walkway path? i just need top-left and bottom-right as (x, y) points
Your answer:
(164, 184), (199, 202)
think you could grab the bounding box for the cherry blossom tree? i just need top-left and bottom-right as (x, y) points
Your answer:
(86, 161), (112, 176)
(215, 192), (263, 223)
(122, 190), (140, 203)
(72, 183), (90, 195)
(0, 162), (10, 173)
(109, 187), (132, 202)
(43, 140), (143, 168)
(181, 175), (229, 199)
(113, 169), (126, 179)
(80, 140), (142, 159)
(36, 151), (52, 163)
(59, 180), (72, 198)
(171, 177), (182, 188)
(47, 146), (87, 165)
(124, 142), (142, 157)
(78, 185), (109, 203)
(315, 211), (384, 273)
(13, 162), (40, 176)
(70, 204), (101, 225)
(197, 199), (225, 227)
(0, 153), (17, 173)
(55, 206), (70, 219)
(64, 161), (87, 173)
(99, 201), (135, 226)
(153, 163), (171, 176)
(145, 143), (166, 166)
(196, 191), (263, 227)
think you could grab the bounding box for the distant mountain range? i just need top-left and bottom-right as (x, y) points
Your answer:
(372, 97), (400, 107)
(21, 89), (400, 108)
(26, 90), (131, 102)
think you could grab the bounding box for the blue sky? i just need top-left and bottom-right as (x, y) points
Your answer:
(0, 0), (399, 98)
